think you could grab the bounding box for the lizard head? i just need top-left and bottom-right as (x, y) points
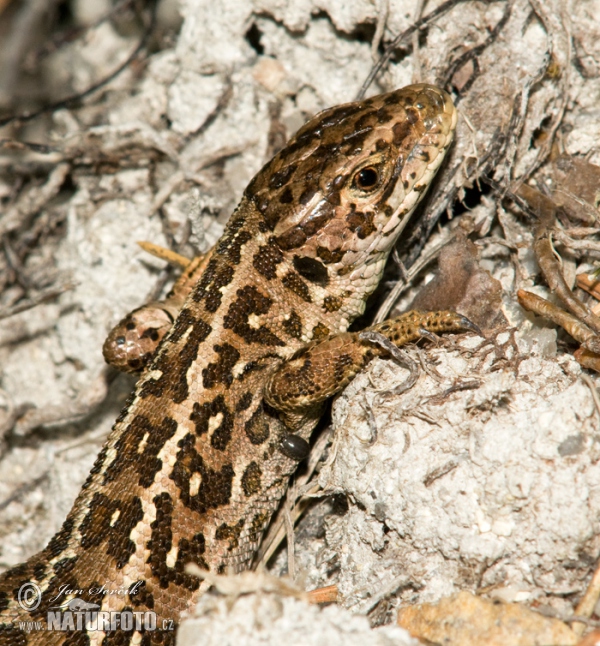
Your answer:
(247, 83), (457, 307)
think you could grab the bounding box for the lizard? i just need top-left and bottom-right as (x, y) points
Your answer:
(0, 83), (469, 646)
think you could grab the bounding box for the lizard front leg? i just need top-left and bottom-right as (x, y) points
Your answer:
(102, 245), (214, 372)
(265, 310), (477, 452)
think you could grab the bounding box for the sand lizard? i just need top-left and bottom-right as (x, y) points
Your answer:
(0, 83), (466, 645)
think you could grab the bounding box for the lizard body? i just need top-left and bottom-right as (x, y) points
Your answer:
(0, 84), (460, 645)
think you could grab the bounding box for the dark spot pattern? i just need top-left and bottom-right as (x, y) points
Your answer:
(283, 310), (303, 339)
(393, 120), (413, 145)
(269, 164), (297, 189)
(334, 353), (355, 383)
(33, 562), (47, 580)
(189, 394), (233, 451)
(203, 343), (240, 389)
(103, 415), (178, 488)
(248, 511), (270, 544)
(299, 186), (317, 205)
(282, 272), (312, 302)
(236, 391), (254, 412)
(128, 580), (154, 610)
(140, 310), (212, 403)
(241, 461), (262, 496)
(170, 434), (235, 513)
(147, 492), (205, 590)
(252, 239), (284, 279)
(114, 392), (136, 425)
(312, 322), (330, 341)
(215, 519), (245, 551)
(293, 255), (328, 285)
(46, 517), (75, 558)
(297, 202), (335, 238)
(80, 446), (108, 492)
(346, 210), (376, 239)
(215, 216), (252, 265)
(279, 187), (293, 204)
(317, 246), (345, 264)
(221, 229), (252, 265)
(223, 286), (284, 346)
(51, 557), (77, 576)
(106, 497), (144, 569)
(79, 493), (116, 548)
(276, 227), (307, 251)
(323, 295), (343, 312)
(79, 493), (143, 569)
(191, 257), (219, 302)
(203, 264), (235, 313)
(244, 404), (271, 445)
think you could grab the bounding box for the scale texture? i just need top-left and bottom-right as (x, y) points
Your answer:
(0, 84), (457, 645)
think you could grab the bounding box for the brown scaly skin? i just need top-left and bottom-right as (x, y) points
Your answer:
(0, 84), (462, 645)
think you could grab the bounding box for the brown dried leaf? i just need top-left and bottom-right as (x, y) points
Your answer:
(410, 233), (506, 330)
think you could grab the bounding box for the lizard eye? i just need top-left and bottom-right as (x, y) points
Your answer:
(353, 166), (380, 191)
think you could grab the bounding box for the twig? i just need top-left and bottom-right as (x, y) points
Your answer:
(411, 0), (425, 83)
(373, 228), (456, 324)
(0, 0), (158, 129)
(356, 0), (478, 99)
(371, 0), (389, 62)
(0, 280), (76, 321)
(573, 560), (600, 636)
(257, 428), (332, 566)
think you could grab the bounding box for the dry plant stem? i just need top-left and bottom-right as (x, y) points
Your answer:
(516, 183), (600, 339)
(573, 560), (600, 636)
(0, 163), (69, 238)
(411, 0), (425, 83)
(147, 144), (245, 217)
(284, 486), (296, 580)
(0, 473), (50, 513)
(517, 290), (600, 354)
(574, 349), (600, 373)
(257, 428), (332, 566)
(561, 228), (600, 239)
(359, 331), (420, 395)
(522, 1), (571, 181)
(373, 229), (456, 324)
(355, 0), (474, 100)
(12, 370), (110, 436)
(353, 574), (410, 615)
(437, 0), (513, 92)
(0, 280), (76, 320)
(555, 231), (600, 255)
(502, 59), (549, 188)
(0, 0), (158, 129)
(25, 0), (135, 66)
(576, 274), (600, 300)
(0, 0), (58, 105)
(580, 374), (600, 420)
(371, 0), (389, 62)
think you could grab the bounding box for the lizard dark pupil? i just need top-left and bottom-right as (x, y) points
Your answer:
(354, 167), (379, 190)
